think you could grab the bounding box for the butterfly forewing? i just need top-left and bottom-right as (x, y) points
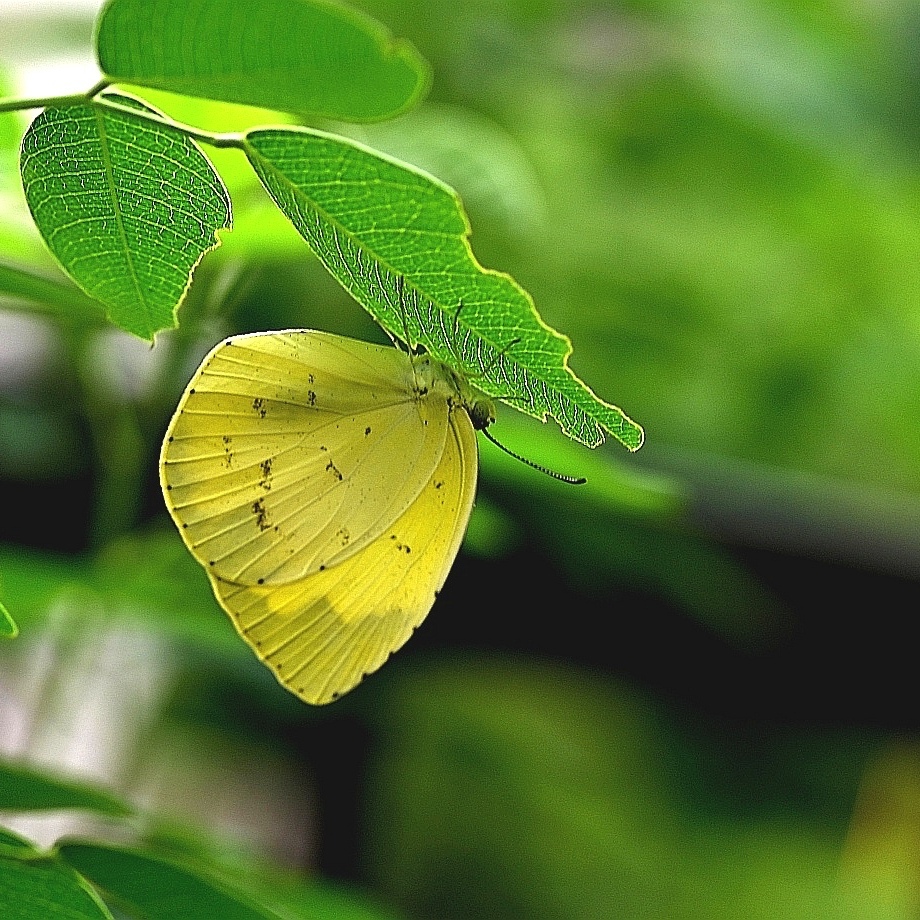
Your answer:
(209, 405), (479, 705)
(160, 331), (450, 585)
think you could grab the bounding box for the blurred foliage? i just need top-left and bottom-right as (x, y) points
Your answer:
(355, 0), (920, 496)
(366, 659), (893, 920)
(1, 0), (920, 918)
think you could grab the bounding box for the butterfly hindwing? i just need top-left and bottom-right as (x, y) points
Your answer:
(209, 405), (479, 704)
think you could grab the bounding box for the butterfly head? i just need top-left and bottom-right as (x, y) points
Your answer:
(441, 362), (495, 431)
(466, 394), (495, 431)
(412, 353), (496, 431)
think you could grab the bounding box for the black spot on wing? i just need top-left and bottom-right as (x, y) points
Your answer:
(259, 457), (273, 490)
(252, 497), (270, 531)
(389, 534), (411, 554)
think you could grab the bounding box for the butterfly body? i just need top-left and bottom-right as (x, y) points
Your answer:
(160, 330), (488, 704)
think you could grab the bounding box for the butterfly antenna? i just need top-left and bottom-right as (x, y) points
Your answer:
(481, 428), (586, 485)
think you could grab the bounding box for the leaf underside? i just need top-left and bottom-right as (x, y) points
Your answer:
(244, 128), (643, 450)
(95, 0), (430, 122)
(20, 92), (231, 340)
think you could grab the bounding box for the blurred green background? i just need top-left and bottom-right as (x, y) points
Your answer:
(3, 0), (920, 917)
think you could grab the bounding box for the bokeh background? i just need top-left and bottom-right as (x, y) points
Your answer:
(2, 0), (920, 917)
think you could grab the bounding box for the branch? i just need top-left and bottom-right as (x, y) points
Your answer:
(0, 78), (111, 114)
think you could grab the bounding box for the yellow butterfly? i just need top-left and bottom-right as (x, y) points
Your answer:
(159, 330), (493, 704)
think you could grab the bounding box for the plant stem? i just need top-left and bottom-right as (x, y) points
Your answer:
(0, 78), (111, 113)
(0, 80), (242, 153)
(91, 96), (244, 150)
(67, 325), (148, 550)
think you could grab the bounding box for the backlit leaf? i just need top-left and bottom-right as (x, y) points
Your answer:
(95, 0), (429, 122)
(0, 828), (37, 858)
(243, 127), (643, 450)
(20, 93), (230, 340)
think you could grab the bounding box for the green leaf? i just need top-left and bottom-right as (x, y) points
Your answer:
(19, 93), (231, 340)
(0, 262), (106, 326)
(0, 534), (245, 658)
(0, 547), (84, 633)
(59, 840), (405, 920)
(95, 0), (430, 123)
(243, 128), (643, 450)
(57, 843), (279, 920)
(242, 877), (406, 920)
(0, 828), (38, 858)
(0, 600), (17, 638)
(0, 852), (114, 920)
(358, 103), (547, 235)
(0, 761), (132, 817)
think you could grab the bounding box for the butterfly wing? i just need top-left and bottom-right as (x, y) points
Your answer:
(209, 406), (479, 704)
(160, 331), (451, 585)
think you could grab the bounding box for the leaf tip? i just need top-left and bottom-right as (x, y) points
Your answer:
(626, 420), (645, 452)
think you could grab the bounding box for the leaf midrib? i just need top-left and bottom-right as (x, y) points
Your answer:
(93, 105), (152, 335)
